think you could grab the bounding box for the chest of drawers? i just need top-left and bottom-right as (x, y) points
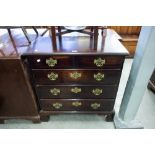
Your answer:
(22, 52), (127, 122)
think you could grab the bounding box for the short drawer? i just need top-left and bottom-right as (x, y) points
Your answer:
(32, 69), (121, 85)
(36, 85), (118, 99)
(25, 55), (124, 69)
(40, 99), (115, 111)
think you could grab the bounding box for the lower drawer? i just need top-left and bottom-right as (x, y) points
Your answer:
(36, 85), (118, 99)
(40, 99), (115, 111)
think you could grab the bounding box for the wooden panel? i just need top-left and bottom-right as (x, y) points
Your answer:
(36, 85), (118, 99)
(121, 42), (137, 56)
(32, 69), (121, 85)
(40, 99), (114, 111)
(108, 26), (141, 56)
(108, 26), (141, 35)
(0, 59), (38, 117)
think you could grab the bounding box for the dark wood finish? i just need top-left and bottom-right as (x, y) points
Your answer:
(0, 58), (40, 123)
(36, 85), (118, 99)
(105, 110), (115, 122)
(57, 26), (62, 42)
(0, 28), (128, 123)
(7, 28), (18, 52)
(1, 29), (128, 58)
(0, 26), (38, 48)
(32, 69), (121, 85)
(40, 99), (114, 111)
(93, 26), (98, 50)
(22, 29), (128, 122)
(40, 115), (50, 122)
(148, 69), (155, 94)
(25, 55), (125, 69)
(45, 26), (98, 50)
(0, 119), (4, 124)
(50, 26), (57, 50)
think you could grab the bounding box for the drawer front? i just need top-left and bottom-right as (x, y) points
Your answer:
(32, 69), (121, 85)
(26, 55), (124, 69)
(36, 85), (118, 99)
(40, 99), (115, 111)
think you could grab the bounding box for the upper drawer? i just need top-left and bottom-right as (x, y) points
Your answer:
(26, 55), (125, 69)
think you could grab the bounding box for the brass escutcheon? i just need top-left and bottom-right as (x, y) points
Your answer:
(46, 58), (57, 67)
(71, 87), (82, 94)
(70, 72), (81, 79)
(91, 103), (101, 109)
(50, 88), (60, 96)
(92, 88), (103, 96)
(94, 72), (104, 81)
(94, 57), (105, 67)
(47, 72), (58, 81)
(72, 101), (82, 107)
(52, 102), (62, 109)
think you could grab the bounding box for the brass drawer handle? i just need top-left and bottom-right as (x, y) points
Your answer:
(94, 72), (104, 81)
(70, 72), (81, 79)
(72, 101), (82, 107)
(94, 57), (105, 67)
(47, 72), (58, 81)
(46, 58), (57, 67)
(92, 88), (103, 96)
(91, 103), (100, 109)
(52, 102), (62, 109)
(71, 87), (81, 94)
(50, 88), (60, 96)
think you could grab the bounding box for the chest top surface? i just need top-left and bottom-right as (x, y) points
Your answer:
(0, 29), (129, 58)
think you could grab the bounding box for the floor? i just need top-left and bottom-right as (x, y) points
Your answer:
(0, 28), (155, 129)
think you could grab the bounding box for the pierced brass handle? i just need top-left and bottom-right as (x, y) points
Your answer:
(91, 103), (100, 109)
(52, 102), (62, 109)
(72, 101), (82, 107)
(71, 87), (81, 94)
(50, 88), (60, 96)
(94, 57), (105, 67)
(94, 72), (104, 81)
(92, 88), (103, 96)
(70, 72), (81, 79)
(47, 72), (58, 81)
(46, 58), (57, 67)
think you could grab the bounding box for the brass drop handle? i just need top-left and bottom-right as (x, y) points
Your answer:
(46, 58), (57, 67)
(52, 102), (62, 109)
(71, 87), (82, 94)
(50, 88), (60, 96)
(91, 103), (100, 109)
(94, 57), (105, 67)
(94, 72), (104, 81)
(70, 72), (81, 79)
(72, 101), (82, 107)
(92, 88), (103, 96)
(47, 72), (58, 81)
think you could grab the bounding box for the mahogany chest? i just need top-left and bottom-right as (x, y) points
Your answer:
(22, 51), (128, 122)
(0, 28), (128, 123)
(21, 30), (128, 122)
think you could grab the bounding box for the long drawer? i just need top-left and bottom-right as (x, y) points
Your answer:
(40, 99), (115, 111)
(32, 69), (121, 85)
(36, 85), (118, 99)
(26, 55), (124, 69)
